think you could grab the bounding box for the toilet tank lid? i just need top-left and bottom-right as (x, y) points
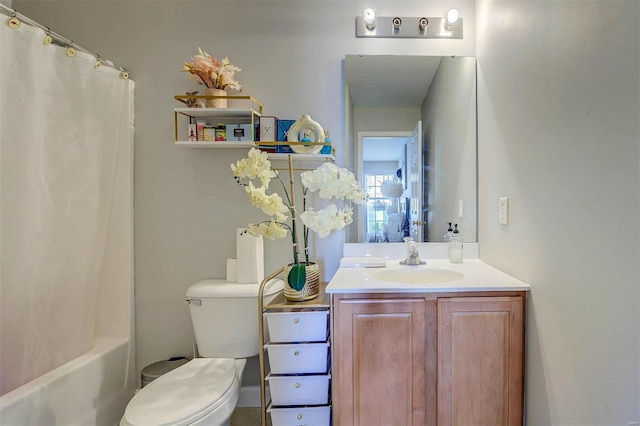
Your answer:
(186, 279), (283, 298)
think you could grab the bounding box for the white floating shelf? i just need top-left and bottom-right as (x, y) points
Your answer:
(175, 141), (254, 148)
(174, 107), (261, 118)
(268, 153), (335, 162)
(173, 141), (335, 162)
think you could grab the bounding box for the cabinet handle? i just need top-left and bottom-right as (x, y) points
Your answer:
(294, 350), (300, 356)
(297, 414), (303, 420)
(295, 382), (301, 388)
(293, 318), (299, 324)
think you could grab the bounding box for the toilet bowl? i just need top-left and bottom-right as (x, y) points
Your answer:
(120, 278), (283, 426)
(120, 358), (246, 426)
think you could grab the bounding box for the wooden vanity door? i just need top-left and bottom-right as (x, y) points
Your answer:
(333, 296), (428, 426)
(437, 296), (525, 426)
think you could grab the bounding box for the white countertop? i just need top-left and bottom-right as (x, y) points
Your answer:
(326, 258), (530, 294)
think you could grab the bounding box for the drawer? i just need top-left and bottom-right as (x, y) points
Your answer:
(264, 310), (329, 343)
(267, 403), (331, 426)
(265, 342), (330, 374)
(266, 373), (331, 406)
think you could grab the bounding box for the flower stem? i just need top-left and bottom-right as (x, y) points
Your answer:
(274, 170), (292, 206)
(303, 188), (309, 264)
(287, 155), (300, 264)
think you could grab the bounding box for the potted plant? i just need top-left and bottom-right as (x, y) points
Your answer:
(183, 47), (242, 108)
(232, 148), (366, 300)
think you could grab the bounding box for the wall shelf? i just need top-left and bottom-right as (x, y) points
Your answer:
(174, 141), (335, 164)
(174, 107), (262, 119)
(173, 96), (335, 166)
(174, 141), (254, 148)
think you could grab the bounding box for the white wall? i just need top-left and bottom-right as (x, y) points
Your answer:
(354, 107), (421, 134)
(422, 56), (477, 242)
(13, 0), (476, 387)
(476, 0), (640, 423)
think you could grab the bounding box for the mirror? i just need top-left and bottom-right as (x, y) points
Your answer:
(344, 55), (477, 243)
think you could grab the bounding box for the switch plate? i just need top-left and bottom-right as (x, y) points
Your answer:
(499, 197), (509, 225)
(458, 200), (464, 219)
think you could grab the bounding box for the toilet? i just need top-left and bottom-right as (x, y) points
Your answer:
(120, 278), (284, 426)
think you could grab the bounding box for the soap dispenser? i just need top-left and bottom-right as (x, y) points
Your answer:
(444, 222), (454, 242)
(448, 224), (463, 263)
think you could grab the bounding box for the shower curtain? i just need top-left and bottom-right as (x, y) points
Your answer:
(0, 21), (134, 395)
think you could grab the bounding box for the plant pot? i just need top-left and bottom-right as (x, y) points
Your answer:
(284, 262), (320, 301)
(205, 88), (227, 108)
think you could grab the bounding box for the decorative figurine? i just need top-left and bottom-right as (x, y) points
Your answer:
(176, 91), (199, 108)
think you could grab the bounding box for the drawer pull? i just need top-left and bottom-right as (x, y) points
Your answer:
(297, 414), (303, 420)
(293, 318), (299, 324)
(294, 350), (300, 356)
(295, 382), (301, 388)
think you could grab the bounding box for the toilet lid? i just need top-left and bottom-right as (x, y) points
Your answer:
(124, 358), (237, 426)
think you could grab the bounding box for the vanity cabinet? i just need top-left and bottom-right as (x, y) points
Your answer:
(438, 296), (524, 425)
(332, 296), (430, 425)
(332, 292), (526, 426)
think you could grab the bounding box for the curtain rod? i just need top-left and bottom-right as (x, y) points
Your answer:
(0, 3), (130, 76)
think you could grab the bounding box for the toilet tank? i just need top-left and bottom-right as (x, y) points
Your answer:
(186, 279), (283, 358)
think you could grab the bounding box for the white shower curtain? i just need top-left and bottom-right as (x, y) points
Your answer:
(0, 21), (134, 395)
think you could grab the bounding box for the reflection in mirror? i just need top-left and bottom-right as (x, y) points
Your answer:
(344, 55), (477, 243)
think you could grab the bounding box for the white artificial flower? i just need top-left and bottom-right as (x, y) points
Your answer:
(246, 221), (288, 240)
(231, 148), (277, 188)
(233, 148), (366, 262)
(301, 163), (367, 204)
(300, 204), (353, 238)
(245, 182), (289, 222)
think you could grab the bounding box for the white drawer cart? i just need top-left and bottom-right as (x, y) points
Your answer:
(258, 268), (332, 426)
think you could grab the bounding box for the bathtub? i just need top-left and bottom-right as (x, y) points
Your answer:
(0, 338), (135, 426)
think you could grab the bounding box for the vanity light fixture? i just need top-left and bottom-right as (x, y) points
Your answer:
(363, 8), (376, 30)
(356, 9), (463, 39)
(444, 8), (460, 31)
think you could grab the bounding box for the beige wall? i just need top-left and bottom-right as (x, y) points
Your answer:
(14, 0), (476, 387)
(476, 0), (640, 423)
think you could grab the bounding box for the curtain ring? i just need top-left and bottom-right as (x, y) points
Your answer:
(121, 71), (129, 80)
(66, 43), (77, 58)
(43, 28), (52, 45)
(8, 12), (21, 29)
(94, 55), (102, 69)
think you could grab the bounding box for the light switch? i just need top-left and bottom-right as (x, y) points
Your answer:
(499, 197), (509, 225)
(458, 200), (464, 219)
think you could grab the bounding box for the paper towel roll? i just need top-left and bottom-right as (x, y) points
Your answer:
(226, 258), (237, 281)
(236, 229), (264, 284)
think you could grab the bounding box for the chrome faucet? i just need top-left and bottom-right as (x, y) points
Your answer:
(400, 238), (426, 265)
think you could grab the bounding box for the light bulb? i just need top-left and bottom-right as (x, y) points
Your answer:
(392, 17), (402, 32)
(363, 8), (376, 30)
(419, 18), (429, 32)
(445, 8), (459, 30)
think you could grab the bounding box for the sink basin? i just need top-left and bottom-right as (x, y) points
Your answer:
(372, 268), (464, 284)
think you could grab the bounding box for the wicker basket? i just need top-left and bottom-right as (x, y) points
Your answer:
(283, 262), (320, 301)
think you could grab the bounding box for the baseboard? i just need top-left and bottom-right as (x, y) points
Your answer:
(237, 385), (261, 407)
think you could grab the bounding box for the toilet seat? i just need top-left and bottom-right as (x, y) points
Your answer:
(121, 358), (241, 426)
